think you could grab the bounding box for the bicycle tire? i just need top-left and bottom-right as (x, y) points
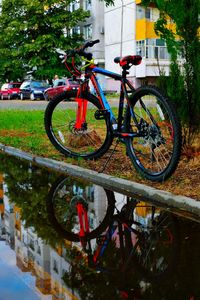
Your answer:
(131, 210), (179, 281)
(44, 90), (113, 159)
(124, 86), (182, 182)
(46, 176), (115, 242)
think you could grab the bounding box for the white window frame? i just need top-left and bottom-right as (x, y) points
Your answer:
(83, 24), (92, 40)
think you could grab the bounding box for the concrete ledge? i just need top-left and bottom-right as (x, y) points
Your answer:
(0, 143), (199, 220)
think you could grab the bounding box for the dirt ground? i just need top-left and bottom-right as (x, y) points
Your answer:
(85, 140), (200, 200)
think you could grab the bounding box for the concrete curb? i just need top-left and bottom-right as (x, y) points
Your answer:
(0, 143), (199, 220)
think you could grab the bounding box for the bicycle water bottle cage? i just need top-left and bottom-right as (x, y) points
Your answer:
(114, 55), (142, 69)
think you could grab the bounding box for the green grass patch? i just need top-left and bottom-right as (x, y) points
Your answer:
(0, 110), (48, 155)
(0, 110), (44, 132)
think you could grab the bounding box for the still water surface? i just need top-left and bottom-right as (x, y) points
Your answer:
(0, 153), (199, 300)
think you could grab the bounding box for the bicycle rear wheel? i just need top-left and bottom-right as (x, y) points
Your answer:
(132, 208), (179, 280)
(125, 86), (182, 182)
(44, 91), (112, 159)
(46, 176), (115, 241)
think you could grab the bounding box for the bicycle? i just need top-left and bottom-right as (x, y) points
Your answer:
(46, 176), (179, 281)
(46, 175), (115, 242)
(44, 39), (182, 182)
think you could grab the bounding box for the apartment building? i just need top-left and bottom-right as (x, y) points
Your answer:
(104, 0), (172, 90)
(70, 0), (105, 63)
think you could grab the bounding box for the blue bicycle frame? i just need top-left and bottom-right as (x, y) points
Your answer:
(87, 66), (140, 139)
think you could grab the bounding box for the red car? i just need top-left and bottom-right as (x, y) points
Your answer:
(44, 78), (81, 101)
(0, 82), (22, 100)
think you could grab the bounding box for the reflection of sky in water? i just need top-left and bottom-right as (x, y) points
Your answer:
(0, 242), (41, 300)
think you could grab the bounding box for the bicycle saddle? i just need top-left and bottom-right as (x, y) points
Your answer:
(114, 55), (142, 68)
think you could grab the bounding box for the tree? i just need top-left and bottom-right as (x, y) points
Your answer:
(0, 0), (89, 81)
(142, 0), (200, 148)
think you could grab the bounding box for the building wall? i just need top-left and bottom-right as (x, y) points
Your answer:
(104, 0), (172, 89)
(104, 0), (137, 91)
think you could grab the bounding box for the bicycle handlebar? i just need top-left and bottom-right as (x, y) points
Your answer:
(82, 39), (100, 50)
(56, 39), (100, 74)
(56, 40), (100, 61)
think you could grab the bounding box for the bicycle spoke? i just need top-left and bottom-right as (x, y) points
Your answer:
(45, 91), (111, 158)
(125, 86), (181, 180)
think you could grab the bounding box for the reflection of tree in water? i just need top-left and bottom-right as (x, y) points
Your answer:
(63, 208), (200, 299)
(63, 244), (141, 300)
(62, 204), (181, 300)
(0, 153), (63, 246)
(1, 154), (200, 299)
(136, 218), (200, 299)
(0, 153), (110, 246)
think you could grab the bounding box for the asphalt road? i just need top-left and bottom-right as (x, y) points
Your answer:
(0, 99), (49, 110)
(0, 98), (120, 110)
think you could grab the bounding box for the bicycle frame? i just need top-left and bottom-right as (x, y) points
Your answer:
(74, 64), (140, 139)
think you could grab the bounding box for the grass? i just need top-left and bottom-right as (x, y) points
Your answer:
(0, 109), (199, 200)
(0, 110), (51, 155)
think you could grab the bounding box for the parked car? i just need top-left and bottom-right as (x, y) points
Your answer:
(44, 78), (81, 101)
(0, 82), (22, 100)
(19, 80), (50, 100)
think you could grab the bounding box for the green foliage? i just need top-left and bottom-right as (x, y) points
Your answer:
(143, 0), (200, 146)
(0, 0), (89, 81)
(0, 152), (72, 247)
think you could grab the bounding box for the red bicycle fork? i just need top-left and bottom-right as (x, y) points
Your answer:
(74, 96), (88, 130)
(76, 203), (90, 239)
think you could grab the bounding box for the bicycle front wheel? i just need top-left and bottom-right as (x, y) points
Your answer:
(125, 86), (182, 182)
(44, 91), (112, 159)
(46, 176), (115, 241)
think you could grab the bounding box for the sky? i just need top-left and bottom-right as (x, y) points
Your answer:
(0, 241), (41, 300)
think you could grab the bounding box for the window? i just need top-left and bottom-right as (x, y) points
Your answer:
(72, 26), (80, 35)
(10, 83), (21, 88)
(54, 80), (66, 87)
(1, 84), (9, 90)
(84, 0), (91, 11)
(145, 8), (151, 20)
(20, 81), (30, 89)
(37, 246), (41, 255)
(136, 39), (170, 60)
(69, 26), (81, 37)
(136, 40), (145, 57)
(29, 239), (35, 251)
(69, 0), (80, 12)
(137, 7), (160, 21)
(83, 24), (92, 40)
(53, 260), (59, 273)
(156, 39), (165, 46)
(136, 6), (145, 19)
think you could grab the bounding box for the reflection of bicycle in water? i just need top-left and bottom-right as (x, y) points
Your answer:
(47, 176), (179, 284)
(46, 176), (115, 241)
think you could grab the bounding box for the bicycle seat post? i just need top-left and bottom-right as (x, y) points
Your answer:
(122, 66), (129, 79)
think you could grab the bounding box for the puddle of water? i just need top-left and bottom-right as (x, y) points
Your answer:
(0, 152), (200, 299)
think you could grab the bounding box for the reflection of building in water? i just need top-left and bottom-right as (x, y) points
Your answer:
(72, 183), (109, 233)
(50, 244), (78, 300)
(0, 173), (15, 247)
(0, 174), (5, 238)
(134, 201), (160, 228)
(1, 175), (123, 300)
(13, 205), (79, 299)
(15, 221), (52, 297)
